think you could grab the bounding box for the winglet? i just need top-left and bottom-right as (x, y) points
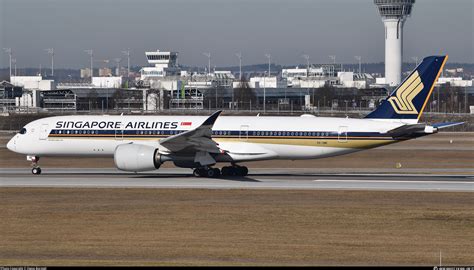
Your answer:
(202, 110), (222, 126)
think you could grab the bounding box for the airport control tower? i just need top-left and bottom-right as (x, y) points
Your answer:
(374, 0), (415, 86)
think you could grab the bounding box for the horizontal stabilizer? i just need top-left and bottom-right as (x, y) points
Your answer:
(385, 121), (464, 139)
(384, 124), (428, 138)
(432, 122), (464, 129)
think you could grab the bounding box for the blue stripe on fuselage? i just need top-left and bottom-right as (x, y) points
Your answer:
(48, 129), (394, 140)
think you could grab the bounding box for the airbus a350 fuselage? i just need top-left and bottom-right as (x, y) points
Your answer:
(7, 114), (405, 160)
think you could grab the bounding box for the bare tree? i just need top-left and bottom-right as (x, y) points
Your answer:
(87, 90), (100, 111)
(203, 86), (226, 110)
(111, 89), (126, 110)
(312, 85), (336, 109)
(233, 75), (256, 110)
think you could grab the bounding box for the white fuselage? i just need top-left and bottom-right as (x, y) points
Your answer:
(7, 114), (406, 163)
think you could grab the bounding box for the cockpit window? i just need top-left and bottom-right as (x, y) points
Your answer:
(19, 128), (27, 134)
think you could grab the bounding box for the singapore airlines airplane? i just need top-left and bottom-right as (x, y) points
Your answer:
(7, 55), (463, 177)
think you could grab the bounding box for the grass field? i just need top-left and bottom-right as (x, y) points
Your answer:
(1, 188), (473, 266)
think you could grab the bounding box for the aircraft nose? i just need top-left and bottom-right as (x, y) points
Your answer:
(6, 137), (16, 152)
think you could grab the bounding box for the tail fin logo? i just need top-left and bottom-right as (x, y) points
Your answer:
(387, 71), (424, 114)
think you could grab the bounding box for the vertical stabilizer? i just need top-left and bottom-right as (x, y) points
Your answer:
(365, 55), (447, 122)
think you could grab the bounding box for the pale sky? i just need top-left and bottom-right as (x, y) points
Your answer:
(0, 0), (473, 68)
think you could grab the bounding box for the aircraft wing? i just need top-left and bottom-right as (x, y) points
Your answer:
(159, 110), (222, 155)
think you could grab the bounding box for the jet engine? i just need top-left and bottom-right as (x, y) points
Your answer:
(114, 143), (162, 172)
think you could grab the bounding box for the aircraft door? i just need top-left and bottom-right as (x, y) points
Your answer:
(338, 126), (348, 143)
(39, 124), (49, 140)
(239, 125), (249, 141)
(115, 123), (123, 141)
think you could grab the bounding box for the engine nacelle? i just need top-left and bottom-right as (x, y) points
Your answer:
(114, 143), (162, 172)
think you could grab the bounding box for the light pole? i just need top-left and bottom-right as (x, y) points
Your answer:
(235, 52), (242, 80)
(411, 56), (419, 68)
(329, 55), (336, 77)
(12, 58), (17, 76)
(235, 52), (242, 110)
(45, 48), (54, 76)
(203, 52), (211, 75)
(114, 58), (122, 76)
(355, 56), (361, 75)
(3, 48), (12, 80)
(302, 54), (310, 77)
(84, 49), (93, 83)
(122, 49), (130, 77)
(265, 53), (271, 76)
(263, 71), (266, 113)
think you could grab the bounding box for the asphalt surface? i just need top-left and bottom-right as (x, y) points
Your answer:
(1, 168), (473, 192)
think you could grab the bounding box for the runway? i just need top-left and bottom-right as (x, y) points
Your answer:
(1, 168), (473, 191)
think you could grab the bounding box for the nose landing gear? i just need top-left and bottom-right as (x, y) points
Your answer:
(28, 156), (41, 175)
(32, 167), (42, 175)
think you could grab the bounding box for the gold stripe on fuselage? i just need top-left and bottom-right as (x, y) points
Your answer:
(215, 138), (396, 149)
(47, 135), (397, 149)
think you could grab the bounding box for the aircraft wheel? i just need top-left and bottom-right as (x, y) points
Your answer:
(212, 168), (221, 178)
(239, 166), (248, 176)
(221, 166), (230, 176)
(221, 166), (247, 177)
(193, 168), (201, 177)
(32, 167), (41, 175)
(206, 168), (216, 178)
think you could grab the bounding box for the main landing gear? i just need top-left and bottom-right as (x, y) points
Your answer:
(193, 165), (249, 178)
(221, 165), (248, 177)
(193, 167), (221, 178)
(28, 156), (41, 175)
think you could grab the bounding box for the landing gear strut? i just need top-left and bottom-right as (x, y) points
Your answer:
(221, 165), (248, 177)
(28, 156), (41, 175)
(193, 167), (221, 178)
